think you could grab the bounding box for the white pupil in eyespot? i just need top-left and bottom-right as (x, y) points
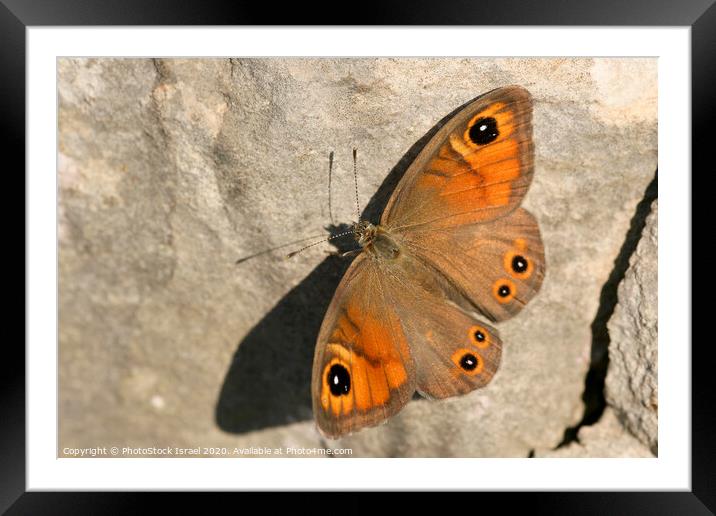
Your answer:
(479, 124), (487, 131)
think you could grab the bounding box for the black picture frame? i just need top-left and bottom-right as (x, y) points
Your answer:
(6, 0), (708, 512)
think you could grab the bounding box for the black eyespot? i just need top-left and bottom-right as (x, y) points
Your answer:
(474, 330), (486, 342)
(327, 364), (351, 396)
(460, 353), (479, 371)
(468, 117), (499, 145)
(512, 255), (528, 273)
(498, 284), (511, 298)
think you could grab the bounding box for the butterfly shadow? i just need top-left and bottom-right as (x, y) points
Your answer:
(215, 94), (487, 435)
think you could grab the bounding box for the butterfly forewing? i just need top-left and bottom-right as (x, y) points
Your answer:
(311, 254), (417, 438)
(381, 85), (534, 232)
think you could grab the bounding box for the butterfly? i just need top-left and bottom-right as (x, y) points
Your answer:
(312, 85), (545, 439)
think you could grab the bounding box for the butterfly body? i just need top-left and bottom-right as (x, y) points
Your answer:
(353, 221), (401, 261)
(312, 86), (545, 439)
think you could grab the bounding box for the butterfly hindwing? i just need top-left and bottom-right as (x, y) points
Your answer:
(381, 253), (503, 399)
(402, 208), (545, 322)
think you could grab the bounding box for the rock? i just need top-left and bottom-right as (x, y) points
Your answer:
(535, 408), (653, 458)
(58, 58), (657, 457)
(605, 200), (658, 454)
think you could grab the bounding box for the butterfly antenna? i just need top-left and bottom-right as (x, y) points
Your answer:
(327, 151), (336, 225)
(353, 148), (361, 221)
(235, 233), (329, 265)
(285, 228), (356, 259)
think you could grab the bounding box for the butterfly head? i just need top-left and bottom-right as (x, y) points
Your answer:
(353, 220), (377, 247)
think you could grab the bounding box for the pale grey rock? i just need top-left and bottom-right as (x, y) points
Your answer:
(606, 200), (658, 454)
(58, 58), (657, 457)
(535, 408), (654, 458)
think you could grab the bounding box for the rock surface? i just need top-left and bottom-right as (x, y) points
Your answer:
(606, 200), (658, 454)
(535, 408), (653, 458)
(58, 58), (657, 457)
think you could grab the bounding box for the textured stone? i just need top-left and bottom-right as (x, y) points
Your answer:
(606, 200), (658, 454)
(58, 58), (657, 457)
(535, 408), (653, 458)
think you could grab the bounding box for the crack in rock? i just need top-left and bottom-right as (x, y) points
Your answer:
(557, 170), (658, 448)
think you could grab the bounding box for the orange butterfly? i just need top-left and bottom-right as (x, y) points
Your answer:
(312, 85), (545, 438)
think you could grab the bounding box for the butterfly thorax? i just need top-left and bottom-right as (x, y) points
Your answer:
(353, 221), (401, 260)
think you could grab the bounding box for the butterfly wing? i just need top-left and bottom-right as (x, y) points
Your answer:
(402, 208), (545, 322)
(381, 85), (534, 231)
(381, 252), (503, 399)
(311, 254), (416, 438)
(381, 85), (544, 322)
